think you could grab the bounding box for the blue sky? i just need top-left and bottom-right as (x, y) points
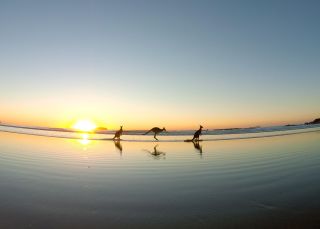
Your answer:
(0, 0), (319, 129)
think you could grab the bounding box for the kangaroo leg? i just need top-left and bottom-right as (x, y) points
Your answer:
(154, 133), (158, 141)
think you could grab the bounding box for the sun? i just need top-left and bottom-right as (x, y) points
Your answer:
(72, 119), (97, 132)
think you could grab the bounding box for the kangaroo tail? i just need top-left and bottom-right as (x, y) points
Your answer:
(144, 130), (151, 135)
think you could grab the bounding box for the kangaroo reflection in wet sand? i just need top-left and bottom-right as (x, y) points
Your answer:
(113, 126), (123, 140)
(193, 141), (203, 157)
(114, 140), (123, 155)
(143, 145), (166, 160)
(144, 127), (166, 141)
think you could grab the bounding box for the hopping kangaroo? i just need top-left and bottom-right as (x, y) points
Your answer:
(144, 127), (166, 141)
(192, 125), (203, 142)
(113, 126), (123, 140)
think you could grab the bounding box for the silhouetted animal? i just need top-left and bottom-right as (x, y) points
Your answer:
(144, 127), (166, 140)
(192, 125), (203, 141)
(113, 126), (123, 140)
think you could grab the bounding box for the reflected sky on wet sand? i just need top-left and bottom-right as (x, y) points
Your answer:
(0, 131), (320, 228)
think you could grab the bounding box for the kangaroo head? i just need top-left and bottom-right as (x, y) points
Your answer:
(200, 125), (203, 129)
(162, 127), (166, 131)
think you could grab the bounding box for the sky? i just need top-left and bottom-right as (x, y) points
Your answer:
(0, 0), (319, 130)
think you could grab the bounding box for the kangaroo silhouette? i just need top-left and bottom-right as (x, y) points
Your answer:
(144, 127), (166, 140)
(113, 126), (123, 140)
(192, 125), (203, 142)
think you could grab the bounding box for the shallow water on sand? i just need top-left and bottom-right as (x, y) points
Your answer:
(0, 131), (320, 228)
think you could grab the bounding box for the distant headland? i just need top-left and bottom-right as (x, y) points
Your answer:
(305, 118), (320, 125)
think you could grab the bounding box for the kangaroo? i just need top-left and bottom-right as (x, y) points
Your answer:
(113, 126), (123, 140)
(144, 127), (166, 141)
(192, 125), (203, 142)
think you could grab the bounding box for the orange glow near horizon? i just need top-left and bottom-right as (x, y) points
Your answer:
(0, 110), (318, 131)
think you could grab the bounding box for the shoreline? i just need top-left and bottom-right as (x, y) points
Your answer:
(1, 125), (320, 142)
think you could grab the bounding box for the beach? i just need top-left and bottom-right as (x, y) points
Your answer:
(1, 128), (320, 228)
(1, 0), (320, 228)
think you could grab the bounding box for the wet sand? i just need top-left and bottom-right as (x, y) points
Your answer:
(0, 130), (320, 228)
